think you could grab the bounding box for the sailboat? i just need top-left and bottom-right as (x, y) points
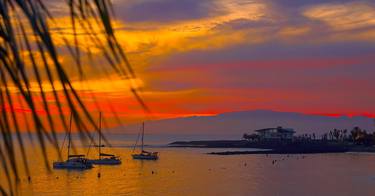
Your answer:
(132, 122), (159, 160)
(53, 114), (93, 169)
(88, 112), (121, 165)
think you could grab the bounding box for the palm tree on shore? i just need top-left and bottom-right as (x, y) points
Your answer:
(0, 1), (147, 194)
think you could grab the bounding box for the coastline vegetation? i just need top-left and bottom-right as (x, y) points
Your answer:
(244, 126), (375, 146)
(170, 126), (375, 155)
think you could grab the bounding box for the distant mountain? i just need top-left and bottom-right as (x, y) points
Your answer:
(116, 110), (375, 137)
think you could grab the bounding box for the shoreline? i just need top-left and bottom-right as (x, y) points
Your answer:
(169, 140), (375, 155)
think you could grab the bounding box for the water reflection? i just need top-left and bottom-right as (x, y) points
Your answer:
(2, 146), (375, 195)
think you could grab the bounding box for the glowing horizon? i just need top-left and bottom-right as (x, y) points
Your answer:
(5, 0), (375, 131)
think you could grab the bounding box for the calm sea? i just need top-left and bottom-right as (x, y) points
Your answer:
(2, 134), (375, 195)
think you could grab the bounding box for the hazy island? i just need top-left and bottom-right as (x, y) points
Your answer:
(169, 126), (375, 155)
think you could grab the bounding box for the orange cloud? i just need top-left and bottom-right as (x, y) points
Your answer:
(303, 2), (375, 30)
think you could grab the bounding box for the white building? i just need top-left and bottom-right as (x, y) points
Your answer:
(254, 126), (295, 140)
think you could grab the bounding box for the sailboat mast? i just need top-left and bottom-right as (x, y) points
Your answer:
(99, 112), (102, 159)
(141, 122), (144, 151)
(67, 113), (73, 160)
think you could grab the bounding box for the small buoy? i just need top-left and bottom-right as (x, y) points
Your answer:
(97, 173), (101, 178)
(152, 171), (154, 174)
(56, 176), (59, 179)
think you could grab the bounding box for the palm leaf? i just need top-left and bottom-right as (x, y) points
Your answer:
(0, 0), (148, 194)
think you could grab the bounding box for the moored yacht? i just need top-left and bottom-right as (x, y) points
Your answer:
(53, 114), (93, 169)
(88, 112), (121, 165)
(89, 153), (121, 165)
(132, 151), (158, 160)
(53, 155), (93, 169)
(132, 122), (159, 160)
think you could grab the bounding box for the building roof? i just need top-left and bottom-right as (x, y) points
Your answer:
(254, 127), (295, 133)
(255, 128), (276, 132)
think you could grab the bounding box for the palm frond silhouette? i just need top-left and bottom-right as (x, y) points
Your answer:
(0, 1), (146, 194)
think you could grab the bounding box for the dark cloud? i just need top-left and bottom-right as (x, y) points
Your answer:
(149, 40), (375, 98)
(113, 0), (223, 23)
(268, 0), (355, 8)
(157, 41), (375, 64)
(266, 0), (374, 11)
(213, 18), (275, 31)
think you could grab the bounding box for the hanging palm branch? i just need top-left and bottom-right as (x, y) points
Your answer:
(0, 0), (147, 194)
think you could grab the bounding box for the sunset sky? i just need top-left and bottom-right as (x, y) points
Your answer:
(9, 0), (375, 128)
